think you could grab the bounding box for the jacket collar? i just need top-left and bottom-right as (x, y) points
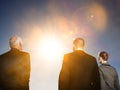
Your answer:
(74, 50), (84, 52)
(74, 50), (85, 55)
(10, 48), (20, 53)
(101, 63), (111, 66)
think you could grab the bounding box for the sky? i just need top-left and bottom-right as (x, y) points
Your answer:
(0, 0), (120, 90)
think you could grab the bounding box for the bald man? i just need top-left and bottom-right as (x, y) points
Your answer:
(0, 36), (30, 90)
(59, 38), (100, 90)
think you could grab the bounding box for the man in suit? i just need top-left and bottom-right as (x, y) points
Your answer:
(0, 36), (30, 90)
(59, 37), (100, 90)
(98, 51), (120, 90)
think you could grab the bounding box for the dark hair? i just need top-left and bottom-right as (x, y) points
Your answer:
(99, 51), (109, 61)
(73, 37), (85, 46)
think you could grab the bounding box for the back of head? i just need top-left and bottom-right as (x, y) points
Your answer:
(9, 35), (23, 51)
(73, 37), (85, 50)
(99, 51), (109, 61)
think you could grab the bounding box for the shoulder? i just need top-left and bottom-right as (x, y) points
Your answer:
(0, 50), (11, 58)
(108, 65), (118, 73)
(109, 64), (116, 69)
(83, 52), (98, 66)
(0, 49), (30, 57)
(64, 52), (74, 57)
(18, 51), (30, 62)
(99, 64), (117, 72)
(19, 51), (30, 57)
(62, 52), (74, 62)
(85, 52), (96, 61)
(63, 52), (76, 60)
(21, 51), (29, 55)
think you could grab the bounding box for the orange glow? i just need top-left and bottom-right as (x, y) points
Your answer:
(24, 26), (64, 62)
(72, 2), (108, 35)
(40, 37), (63, 61)
(87, 3), (108, 30)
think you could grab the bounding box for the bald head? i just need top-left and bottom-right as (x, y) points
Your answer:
(9, 35), (23, 51)
(73, 37), (85, 51)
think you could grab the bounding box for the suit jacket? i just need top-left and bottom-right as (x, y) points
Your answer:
(99, 63), (120, 90)
(59, 50), (100, 90)
(0, 48), (30, 90)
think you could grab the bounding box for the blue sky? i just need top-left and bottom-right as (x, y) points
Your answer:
(0, 0), (120, 90)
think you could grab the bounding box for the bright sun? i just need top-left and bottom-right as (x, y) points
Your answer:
(40, 37), (63, 61)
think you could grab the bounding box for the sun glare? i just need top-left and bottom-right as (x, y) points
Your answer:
(40, 37), (63, 61)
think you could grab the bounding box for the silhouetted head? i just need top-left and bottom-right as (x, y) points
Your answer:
(98, 51), (109, 64)
(73, 37), (85, 51)
(9, 35), (23, 51)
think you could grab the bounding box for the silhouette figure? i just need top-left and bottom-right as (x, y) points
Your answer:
(59, 37), (100, 90)
(0, 36), (30, 90)
(98, 51), (120, 90)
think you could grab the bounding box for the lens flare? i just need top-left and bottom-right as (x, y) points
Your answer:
(40, 37), (63, 61)
(87, 3), (108, 30)
(72, 2), (108, 34)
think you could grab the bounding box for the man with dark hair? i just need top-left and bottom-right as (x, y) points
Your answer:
(98, 51), (120, 90)
(0, 35), (30, 90)
(59, 37), (100, 90)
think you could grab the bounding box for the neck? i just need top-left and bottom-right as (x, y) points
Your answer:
(74, 48), (84, 51)
(101, 60), (108, 64)
(11, 47), (21, 51)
